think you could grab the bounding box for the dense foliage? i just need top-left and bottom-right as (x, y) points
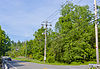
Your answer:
(0, 26), (11, 57)
(8, 3), (100, 64)
(54, 3), (95, 63)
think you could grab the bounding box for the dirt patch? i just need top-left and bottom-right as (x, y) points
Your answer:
(17, 56), (26, 58)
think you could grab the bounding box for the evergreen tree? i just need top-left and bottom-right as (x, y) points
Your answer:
(0, 26), (11, 56)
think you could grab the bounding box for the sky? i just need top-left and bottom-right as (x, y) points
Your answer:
(0, 0), (66, 42)
(0, 0), (99, 42)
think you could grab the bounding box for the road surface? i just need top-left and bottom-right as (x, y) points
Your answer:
(9, 60), (88, 69)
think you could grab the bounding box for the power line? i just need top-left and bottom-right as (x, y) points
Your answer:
(44, 0), (77, 22)
(47, 0), (98, 29)
(45, 0), (96, 23)
(40, 0), (100, 63)
(42, 0), (96, 29)
(45, 10), (59, 21)
(51, 18), (100, 42)
(51, 0), (92, 25)
(44, 1), (67, 21)
(46, 0), (83, 23)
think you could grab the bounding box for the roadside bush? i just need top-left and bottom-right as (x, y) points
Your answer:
(47, 55), (55, 63)
(29, 55), (33, 59)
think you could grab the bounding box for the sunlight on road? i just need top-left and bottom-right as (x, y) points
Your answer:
(43, 68), (48, 69)
(19, 62), (27, 65)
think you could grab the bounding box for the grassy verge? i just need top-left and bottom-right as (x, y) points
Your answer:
(12, 57), (97, 65)
(13, 57), (44, 64)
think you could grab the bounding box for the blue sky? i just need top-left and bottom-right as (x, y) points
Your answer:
(0, 0), (66, 42)
(0, 0), (99, 42)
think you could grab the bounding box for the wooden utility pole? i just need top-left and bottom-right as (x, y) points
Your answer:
(42, 21), (51, 63)
(44, 22), (47, 63)
(94, 0), (99, 64)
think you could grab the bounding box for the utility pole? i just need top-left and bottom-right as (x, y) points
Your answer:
(94, 0), (99, 64)
(42, 21), (52, 63)
(44, 22), (47, 63)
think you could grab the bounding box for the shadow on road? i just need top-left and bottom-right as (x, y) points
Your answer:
(9, 60), (25, 68)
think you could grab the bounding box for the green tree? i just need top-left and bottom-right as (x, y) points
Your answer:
(7, 2), (99, 64)
(54, 3), (95, 63)
(0, 26), (11, 56)
(32, 27), (45, 61)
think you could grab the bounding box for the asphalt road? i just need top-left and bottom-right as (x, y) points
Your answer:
(9, 60), (89, 69)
